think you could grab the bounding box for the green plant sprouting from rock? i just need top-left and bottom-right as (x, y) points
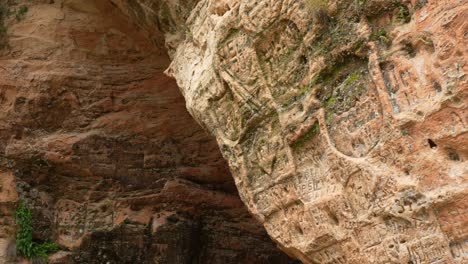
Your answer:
(397, 4), (410, 23)
(15, 201), (59, 260)
(371, 28), (391, 45)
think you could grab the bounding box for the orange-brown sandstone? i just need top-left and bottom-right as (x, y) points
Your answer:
(0, 0), (467, 263)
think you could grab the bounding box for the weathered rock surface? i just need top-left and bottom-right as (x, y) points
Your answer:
(0, 0), (297, 263)
(1, 0), (467, 263)
(159, 0), (467, 263)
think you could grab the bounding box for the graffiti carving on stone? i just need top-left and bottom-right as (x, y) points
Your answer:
(167, 0), (468, 263)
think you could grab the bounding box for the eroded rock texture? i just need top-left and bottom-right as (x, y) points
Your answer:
(162, 0), (467, 263)
(0, 0), (297, 263)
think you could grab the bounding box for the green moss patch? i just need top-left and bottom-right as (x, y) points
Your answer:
(291, 122), (320, 150)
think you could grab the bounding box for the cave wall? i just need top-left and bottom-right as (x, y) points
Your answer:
(161, 0), (467, 263)
(0, 0), (297, 263)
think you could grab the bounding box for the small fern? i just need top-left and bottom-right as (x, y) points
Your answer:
(15, 201), (59, 260)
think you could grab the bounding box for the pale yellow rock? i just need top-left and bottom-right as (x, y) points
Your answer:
(162, 0), (468, 263)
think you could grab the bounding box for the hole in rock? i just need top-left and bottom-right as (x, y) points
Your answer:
(428, 139), (437, 149)
(299, 55), (308, 64)
(433, 81), (442, 93)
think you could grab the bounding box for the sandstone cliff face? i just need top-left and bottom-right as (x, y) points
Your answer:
(0, 0), (296, 263)
(0, 0), (467, 263)
(159, 0), (466, 263)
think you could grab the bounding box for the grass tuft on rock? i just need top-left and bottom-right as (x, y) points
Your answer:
(15, 201), (59, 260)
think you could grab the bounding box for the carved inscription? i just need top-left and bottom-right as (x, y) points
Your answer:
(450, 240), (468, 259)
(325, 70), (383, 157)
(436, 196), (468, 259)
(310, 242), (349, 264)
(239, 0), (284, 32)
(255, 19), (308, 107)
(254, 177), (297, 217)
(296, 161), (342, 203)
(345, 170), (376, 214)
(406, 236), (452, 264)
